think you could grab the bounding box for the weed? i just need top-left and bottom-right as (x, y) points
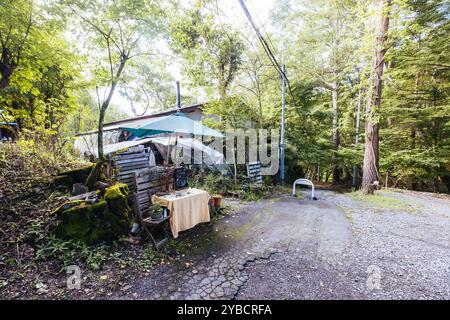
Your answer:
(337, 205), (354, 223)
(349, 191), (410, 210)
(137, 246), (162, 269)
(35, 235), (112, 271)
(35, 235), (82, 269)
(84, 245), (109, 270)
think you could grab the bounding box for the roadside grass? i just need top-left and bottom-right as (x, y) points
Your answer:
(337, 204), (354, 223)
(349, 190), (417, 211)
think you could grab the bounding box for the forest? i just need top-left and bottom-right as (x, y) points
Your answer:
(0, 0), (449, 301)
(1, 0), (449, 192)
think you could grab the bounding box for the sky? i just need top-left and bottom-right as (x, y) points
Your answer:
(112, 0), (276, 117)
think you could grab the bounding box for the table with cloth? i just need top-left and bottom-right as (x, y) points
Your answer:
(151, 188), (211, 238)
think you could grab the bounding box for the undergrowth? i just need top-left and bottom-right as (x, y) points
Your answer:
(189, 170), (274, 201)
(349, 190), (410, 210)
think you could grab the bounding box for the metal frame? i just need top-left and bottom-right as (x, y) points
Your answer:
(292, 178), (317, 200)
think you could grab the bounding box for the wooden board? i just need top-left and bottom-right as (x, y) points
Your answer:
(113, 148), (153, 191)
(247, 161), (262, 184)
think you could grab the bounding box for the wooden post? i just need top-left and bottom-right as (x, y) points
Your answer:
(385, 171), (388, 189)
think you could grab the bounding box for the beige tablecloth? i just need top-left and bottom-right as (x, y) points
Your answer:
(151, 188), (210, 238)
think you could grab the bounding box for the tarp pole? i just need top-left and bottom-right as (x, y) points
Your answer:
(176, 81), (181, 114)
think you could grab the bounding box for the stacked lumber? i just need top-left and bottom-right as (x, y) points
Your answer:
(112, 146), (150, 191)
(111, 146), (177, 217)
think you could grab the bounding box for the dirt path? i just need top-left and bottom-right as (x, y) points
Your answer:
(111, 189), (450, 300)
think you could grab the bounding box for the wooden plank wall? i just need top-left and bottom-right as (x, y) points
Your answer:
(111, 146), (176, 216)
(133, 167), (175, 216)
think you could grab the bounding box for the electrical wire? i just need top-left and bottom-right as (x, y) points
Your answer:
(237, 0), (297, 106)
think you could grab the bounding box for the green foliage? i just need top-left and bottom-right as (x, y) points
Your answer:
(169, 2), (244, 97)
(65, 90), (130, 136)
(203, 96), (259, 131)
(380, 0), (450, 190)
(189, 171), (234, 195)
(0, 0), (84, 158)
(35, 234), (110, 270)
(139, 246), (162, 267)
(189, 170), (267, 201)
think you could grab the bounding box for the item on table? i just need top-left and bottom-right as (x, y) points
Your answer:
(149, 203), (163, 220)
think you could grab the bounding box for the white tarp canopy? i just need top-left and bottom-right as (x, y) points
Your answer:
(103, 137), (155, 156)
(149, 137), (226, 168)
(98, 136), (227, 171)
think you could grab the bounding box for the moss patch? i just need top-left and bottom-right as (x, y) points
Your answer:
(104, 183), (130, 216)
(53, 183), (132, 244)
(104, 183), (128, 200)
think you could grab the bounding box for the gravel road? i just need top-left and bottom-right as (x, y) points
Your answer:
(111, 189), (450, 300)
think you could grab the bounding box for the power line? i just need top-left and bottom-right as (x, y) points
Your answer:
(237, 0), (297, 106)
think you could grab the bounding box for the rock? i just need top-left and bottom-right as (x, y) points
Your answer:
(72, 183), (88, 196)
(53, 183), (132, 244)
(214, 287), (225, 297)
(54, 175), (74, 188)
(60, 165), (95, 184)
(95, 181), (111, 194)
(104, 183), (131, 216)
(120, 285), (132, 291)
(232, 279), (243, 286)
(52, 200), (85, 215)
(35, 282), (48, 295)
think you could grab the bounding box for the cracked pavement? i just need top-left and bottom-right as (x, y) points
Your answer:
(111, 189), (450, 300)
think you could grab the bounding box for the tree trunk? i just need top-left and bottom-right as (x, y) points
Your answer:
(97, 57), (126, 160)
(362, 0), (391, 195)
(97, 106), (107, 161)
(332, 84), (340, 184)
(0, 65), (12, 89)
(1, 41), (14, 89)
(441, 175), (450, 193)
(86, 56), (127, 189)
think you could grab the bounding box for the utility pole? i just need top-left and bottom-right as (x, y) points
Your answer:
(280, 63), (286, 185)
(176, 81), (181, 114)
(352, 86), (362, 190)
